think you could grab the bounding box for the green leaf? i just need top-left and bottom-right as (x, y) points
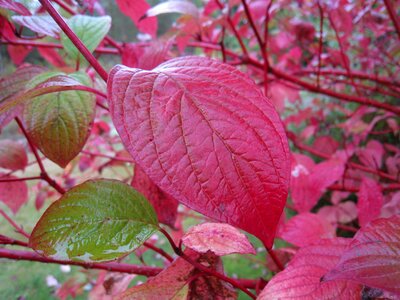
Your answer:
(61, 15), (111, 63)
(22, 72), (96, 167)
(30, 179), (159, 262)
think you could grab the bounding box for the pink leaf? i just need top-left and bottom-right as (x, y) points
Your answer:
(278, 213), (336, 247)
(182, 223), (256, 256)
(12, 15), (60, 38)
(121, 41), (172, 70)
(107, 56), (290, 248)
(131, 164), (178, 228)
(357, 178), (384, 227)
(144, 1), (199, 19)
(259, 238), (362, 299)
(115, 0), (157, 37)
(323, 215), (400, 295)
(291, 153), (345, 212)
(318, 201), (358, 224)
(0, 139), (28, 171)
(0, 174), (28, 214)
(358, 140), (384, 169)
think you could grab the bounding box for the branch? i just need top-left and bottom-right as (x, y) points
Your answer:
(383, 0), (400, 41)
(0, 176), (41, 183)
(159, 227), (256, 299)
(39, 0), (108, 82)
(15, 117), (66, 194)
(0, 209), (30, 239)
(0, 248), (162, 276)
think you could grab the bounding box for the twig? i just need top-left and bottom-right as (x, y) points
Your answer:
(159, 227), (256, 299)
(39, 0), (108, 82)
(0, 209), (30, 239)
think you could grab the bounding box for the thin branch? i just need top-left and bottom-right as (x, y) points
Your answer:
(15, 117), (66, 194)
(159, 227), (256, 299)
(0, 209), (30, 239)
(383, 0), (400, 41)
(0, 176), (41, 183)
(143, 242), (174, 263)
(266, 248), (284, 271)
(0, 248), (162, 276)
(39, 0), (108, 82)
(316, 1), (324, 88)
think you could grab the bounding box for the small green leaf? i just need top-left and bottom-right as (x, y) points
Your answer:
(30, 179), (159, 262)
(22, 72), (96, 167)
(61, 15), (111, 63)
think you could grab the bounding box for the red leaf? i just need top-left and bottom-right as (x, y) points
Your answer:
(312, 136), (339, 156)
(0, 174), (28, 214)
(358, 140), (384, 169)
(323, 215), (400, 295)
(278, 213), (336, 247)
(107, 56), (290, 248)
(357, 178), (384, 227)
(118, 249), (200, 299)
(259, 238), (362, 299)
(291, 153), (345, 212)
(121, 41), (172, 70)
(0, 139), (28, 171)
(37, 47), (66, 68)
(115, 0), (157, 37)
(267, 81), (299, 113)
(318, 201), (357, 224)
(131, 164), (178, 228)
(7, 44), (32, 66)
(182, 223), (256, 256)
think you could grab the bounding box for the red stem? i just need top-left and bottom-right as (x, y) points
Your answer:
(0, 248), (162, 276)
(215, 0), (249, 57)
(266, 248), (284, 271)
(143, 242), (174, 262)
(316, 1), (324, 88)
(0, 209), (30, 239)
(159, 227), (256, 299)
(82, 150), (134, 163)
(0, 176), (41, 183)
(0, 235), (29, 247)
(51, 0), (122, 53)
(39, 0), (108, 82)
(383, 0), (400, 41)
(15, 118), (66, 194)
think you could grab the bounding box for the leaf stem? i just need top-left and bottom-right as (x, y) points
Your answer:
(159, 227), (256, 299)
(0, 176), (42, 183)
(266, 248), (284, 271)
(0, 209), (30, 239)
(15, 117), (66, 194)
(38, 0), (109, 82)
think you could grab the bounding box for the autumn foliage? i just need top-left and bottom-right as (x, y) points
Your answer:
(0, 0), (399, 299)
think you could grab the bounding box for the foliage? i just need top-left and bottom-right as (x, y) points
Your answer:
(0, 0), (399, 299)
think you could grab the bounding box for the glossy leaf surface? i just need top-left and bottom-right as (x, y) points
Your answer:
(323, 215), (400, 295)
(144, 1), (199, 19)
(30, 179), (158, 262)
(182, 223), (256, 256)
(107, 56), (290, 247)
(23, 72), (96, 167)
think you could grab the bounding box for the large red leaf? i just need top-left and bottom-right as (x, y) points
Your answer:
(323, 215), (400, 295)
(0, 174), (28, 214)
(131, 164), (178, 228)
(0, 139), (28, 171)
(357, 177), (383, 227)
(259, 238), (362, 299)
(115, 0), (157, 37)
(107, 56), (290, 247)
